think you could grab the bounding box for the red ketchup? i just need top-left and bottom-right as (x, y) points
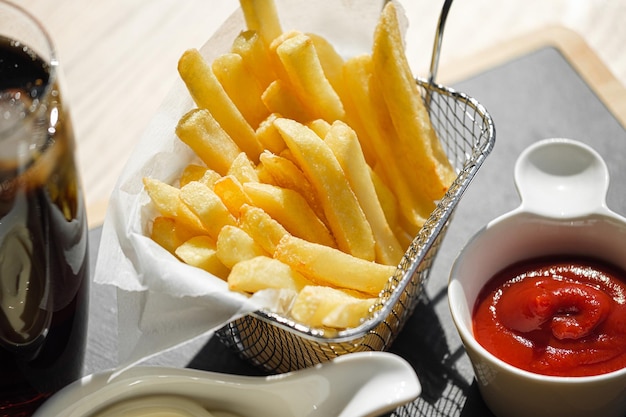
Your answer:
(472, 257), (626, 377)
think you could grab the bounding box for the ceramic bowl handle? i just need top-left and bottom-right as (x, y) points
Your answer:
(514, 138), (610, 218)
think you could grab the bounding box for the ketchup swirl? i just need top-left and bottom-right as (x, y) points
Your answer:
(473, 257), (626, 377)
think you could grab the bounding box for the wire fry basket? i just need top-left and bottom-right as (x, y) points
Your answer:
(215, 79), (496, 373)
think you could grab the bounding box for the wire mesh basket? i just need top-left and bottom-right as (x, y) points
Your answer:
(215, 78), (496, 373)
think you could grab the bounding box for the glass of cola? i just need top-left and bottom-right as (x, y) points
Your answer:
(0, 1), (90, 415)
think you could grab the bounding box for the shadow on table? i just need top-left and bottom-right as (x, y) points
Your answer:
(186, 292), (495, 417)
(386, 292), (495, 417)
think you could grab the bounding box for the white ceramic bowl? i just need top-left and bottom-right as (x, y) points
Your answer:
(448, 138), (626, 417)
(33, 351), (420, 417)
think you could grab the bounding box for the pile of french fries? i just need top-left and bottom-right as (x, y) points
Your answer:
(143, 0), (456, 330)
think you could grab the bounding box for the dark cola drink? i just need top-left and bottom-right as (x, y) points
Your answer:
(0, 30), (89, 416)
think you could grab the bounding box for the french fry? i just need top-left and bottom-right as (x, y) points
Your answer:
(321, 294), (377, 329)
(336, 72), (378, 167)
(290, 285), (376, 329)
(179, 181), (237, 241)
(369, 165), (411, 248)
(143, 177), (208, 235)
(239, 0), (283, 46)
(180, 165), (222, 189)
(306, 33), (347, 103)
(212, 175), (253, 217)
(372, 2), (455, 201)
(179, 164), (209, 187)
(277, 148), (298, 165)
(243, 182), (336, 247)
(176, 109), (241, 176)
(143, 177), (183, 218)
(256, 113), (286, 155)
(150, 216), (198, 255)
(175, 235), (230, 280)
(261, 79), (310, 123)
(231, 30), (276, 90)
(257, 151), (325, 224)
(267, 30), (300, 82)
(227, 151), (259, 183)
(275, 234), (394, 297)
(178, 48), (263, 162)
(198, 168), (223, 188)
(324, 120), (403, 265)
(228, 256), (310, 294)
(306, 118), (331, 138)
(274, 33), (345, 122)
(238, 204), (289, 255)
(342, 54), (430, 233)
(212, 53), (269, 128)
(216, 225), (268, 269)
(274, 117), (375, 261)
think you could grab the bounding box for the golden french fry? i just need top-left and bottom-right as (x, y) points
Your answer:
(267, 30), (300, 81)
(143, 177), (181, 218)
(342, 54), (429, 233)
(179, 181), (237, 241)
(277, 148), (298, 165)
(198, 169), (223, 188)
(227, 152), (259, 183)
(306, 118), (331, 138)
(176, 109), (241, 176)
(228, 256), (310, 294)
(306, 33), (347, 102)
(243, 182), (336, 247)
(335, 69), (378, 167)
(231, 30), (276, 90)
(143, 177), (208, 234)
(179, 164), (209, 187)
(324, 121), (403, 265)
(274, 117), (375, 261)
(274, 33), (345, 122)
(274, 234), (394, 296)
(212, 175), (253, 217)
(239, 0), (283, 45)
(216, 225), (268, 269)
(372, 2), (455, 201)
(257, 151), (324, 222)
(261, 79), (310, 122)
(290, 285), (376, 329)
(175, 235), (230, 280)
(178, 48), (263, 162)
(256, 113), (287, 155)
(212, 53), (269, 128)
(150, 216), (198, 255)
(238, 204), (289, 255)
(370, 165), (398, 226)
(180, 165), (222, 189)
(321, 294), (377, 329)
(370, 165), (411, 248)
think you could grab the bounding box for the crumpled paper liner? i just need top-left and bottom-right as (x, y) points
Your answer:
(94, 0), (398, 367)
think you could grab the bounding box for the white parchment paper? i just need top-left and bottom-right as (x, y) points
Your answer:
(93, 0), (396, 367)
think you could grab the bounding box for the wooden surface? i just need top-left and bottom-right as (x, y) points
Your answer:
(16, 0), (626, 228)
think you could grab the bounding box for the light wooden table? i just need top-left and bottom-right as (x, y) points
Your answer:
(17, 0), (626, 227)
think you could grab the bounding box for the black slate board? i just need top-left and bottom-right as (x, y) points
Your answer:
(85, 46), (626, 417)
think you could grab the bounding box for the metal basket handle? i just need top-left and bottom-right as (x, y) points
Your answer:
(426, 0), (453, 108)
(428, 0), (454, 85)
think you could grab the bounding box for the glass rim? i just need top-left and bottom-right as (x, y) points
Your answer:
(0, 0), (59, 138)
